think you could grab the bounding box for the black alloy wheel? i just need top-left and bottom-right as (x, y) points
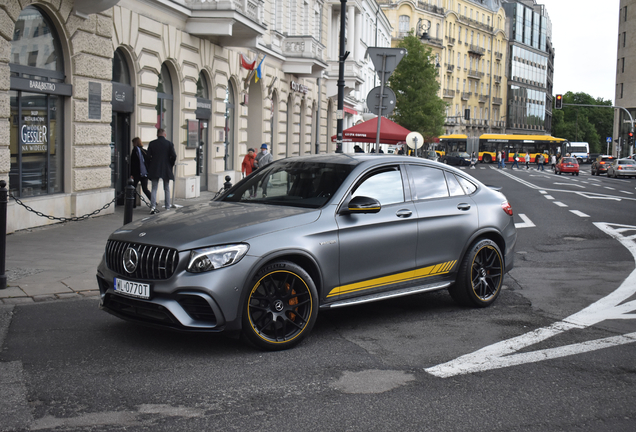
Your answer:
(449, 239), (503, 307)
(242, 261), (318, 350)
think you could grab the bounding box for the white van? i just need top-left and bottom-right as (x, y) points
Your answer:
(566, 142), (590, 164)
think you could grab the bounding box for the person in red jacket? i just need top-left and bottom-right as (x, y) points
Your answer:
(241, 148), (257, 197)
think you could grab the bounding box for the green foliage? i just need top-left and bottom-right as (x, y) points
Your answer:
(387, 33), (446, 141)
(552, 91), (613, 153)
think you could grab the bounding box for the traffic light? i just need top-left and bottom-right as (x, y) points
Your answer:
(629, 131), (634, 147)
(555, 94), (563, 109)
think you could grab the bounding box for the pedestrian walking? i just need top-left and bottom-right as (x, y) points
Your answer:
(242, 148), (257, 197)
(525, 152), (530, 169)
(537, 154), (545, 171)
(470, 151), (477, 169)
(551, 154), (557, 170)
(147, 128), (177, 214)
(511, 151), (520, 169)
(501, 150), (506, 169)
(255, 143), (273, 197)
(496, 151), (502, 169)
(129, 137), (152, 207)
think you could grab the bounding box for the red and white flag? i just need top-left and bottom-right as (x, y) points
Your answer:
(240, 53), (256, 70)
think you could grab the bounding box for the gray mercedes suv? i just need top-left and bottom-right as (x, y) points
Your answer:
(96, 154), (516, 350)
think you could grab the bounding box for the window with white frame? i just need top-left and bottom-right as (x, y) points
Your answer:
(399, 15), (410, 37)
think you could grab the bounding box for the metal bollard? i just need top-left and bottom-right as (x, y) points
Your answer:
(124, 179), (135, 225)
(223, 175), (232, 191)
(0, 180), (7, 289)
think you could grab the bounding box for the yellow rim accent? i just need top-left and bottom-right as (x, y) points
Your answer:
(248, 270), (313, 344)
(327, 260), (457, 297)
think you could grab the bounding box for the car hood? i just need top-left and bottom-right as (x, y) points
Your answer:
(109, 202), (320, 250)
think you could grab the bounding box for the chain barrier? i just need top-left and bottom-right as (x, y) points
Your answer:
(8, 191), (129, 223)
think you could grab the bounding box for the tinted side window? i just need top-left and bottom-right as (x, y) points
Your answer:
(456, 175), (477, 195)
(353, 168), (404, 205)
(408, 165), (449, 200)
(445, 172), (465, 196)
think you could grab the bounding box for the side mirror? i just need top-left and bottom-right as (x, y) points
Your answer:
(340, 195), (381, 215)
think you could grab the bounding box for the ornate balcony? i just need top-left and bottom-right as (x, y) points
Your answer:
(445, 64), (455, 73)
(495, 51), (503, 60)
(492, 97), (503, 105)
(443, 89), (455, 98)
(468, 44), (485, 56)
(478, 94), (488, 103)
(461, 92), (471, 100)
(494, 75), (502, 83)
(468, 69), (484, 80)
(184, 0), (267, 47)
(416, 2), (445, 15)
(282, 36), (327, 77)
(445, 36), (456, 46)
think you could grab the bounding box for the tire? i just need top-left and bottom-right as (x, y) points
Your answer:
(449, 239), (504, 308)
(483, 154), (492, 164)
(242, 260), (318, 350)
(576, 172), (579, 176)
(443, 159), (449, 164)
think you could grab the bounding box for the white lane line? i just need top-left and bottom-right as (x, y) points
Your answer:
(539, 190), (547, 194)
(554, 182), (585, 188)
(621, 191), (634, 195)
(570, 210), (590, 217)
(425, 222), (636, 378)
(514, 213), (535, 228)
(544, 195), (554, 200)
(605, 187), (616, 190)
(554, 201), (568, 207)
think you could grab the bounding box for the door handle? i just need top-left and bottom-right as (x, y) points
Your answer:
(457, 203), (471, 211)
(396, 209), (412, 218)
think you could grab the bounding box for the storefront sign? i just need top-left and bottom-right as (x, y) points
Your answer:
(88, 82), (102, 120)
(10, 76), (72, 96)
(195, 97), (212, 119)
(21, 112), (48, 153)
(290, 81), (308, 94)
(112, 82), (134, 113)
(187, 119), (200, 149)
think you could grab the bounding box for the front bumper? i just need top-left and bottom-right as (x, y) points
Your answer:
(96, 253), (260, 333)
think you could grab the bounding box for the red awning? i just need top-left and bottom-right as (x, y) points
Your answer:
(344, 106), (357, 115)
(331, 116), (410, 145)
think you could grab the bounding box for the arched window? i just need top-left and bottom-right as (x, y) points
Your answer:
(112, 49), (131, 85)
(399, 15), (410, 37)
(10, 6), (66, 197)
(156, 63), (174, 141)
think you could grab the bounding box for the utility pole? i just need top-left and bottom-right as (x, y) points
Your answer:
(336, 0), (349, 153)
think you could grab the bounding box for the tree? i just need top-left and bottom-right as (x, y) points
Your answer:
(552, 91), (613, 154)
(388, 33), (446, 142)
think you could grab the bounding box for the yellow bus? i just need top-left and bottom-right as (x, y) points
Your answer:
(438, 134), (468, 157)
(478, 134), (567, 163)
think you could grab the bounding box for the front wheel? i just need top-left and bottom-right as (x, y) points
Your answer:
(449, 239), (504, 308)
(242, 261), (318, 350)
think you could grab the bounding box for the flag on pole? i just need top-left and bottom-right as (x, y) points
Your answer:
(240, 53), (256, 70)
(255, 55), (266, 82)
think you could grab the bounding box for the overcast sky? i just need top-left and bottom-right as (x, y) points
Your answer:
(538, 0), (619, 102)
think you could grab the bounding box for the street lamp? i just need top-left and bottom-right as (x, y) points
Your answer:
(416, 18), (431, 40)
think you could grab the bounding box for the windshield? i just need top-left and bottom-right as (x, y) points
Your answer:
(219, 160), (355, 208)
(562, 158), (577, 163)
(568, 146), (587, 153)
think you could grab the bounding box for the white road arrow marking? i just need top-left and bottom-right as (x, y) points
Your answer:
(514, 214), (535, 228)
(425, 223), (636, 378)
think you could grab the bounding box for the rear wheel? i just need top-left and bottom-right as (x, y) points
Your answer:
(449, 239), (503, 308)
(242, 261), (318, 350)
(483, 154), (492, 164)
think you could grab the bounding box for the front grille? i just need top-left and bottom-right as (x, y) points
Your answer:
(177, 295), (217, 324)
(106, 240), (179, 280)
(104, 293), (178, 325)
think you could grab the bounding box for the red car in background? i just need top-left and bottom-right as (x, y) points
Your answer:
(555, 157), (579, 176)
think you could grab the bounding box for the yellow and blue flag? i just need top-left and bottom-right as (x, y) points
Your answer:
(255, 55), (266, 83)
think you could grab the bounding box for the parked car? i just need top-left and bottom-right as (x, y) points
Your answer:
(96, 154), (517, 350)
(441, 151), (471, 166)
(591, 155), (615, 176)
(554, 157), (579, 176)
(607, 158), (636, 178)
(421, 149), (439, 162)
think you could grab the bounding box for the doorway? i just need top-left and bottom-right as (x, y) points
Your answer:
(110, 113), (130, 205)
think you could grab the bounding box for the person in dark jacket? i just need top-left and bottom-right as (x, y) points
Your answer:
(146, 128), (176, 214)
(130, 137), (152, 207)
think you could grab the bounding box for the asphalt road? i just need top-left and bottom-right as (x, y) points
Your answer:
(2, 162), (636, 431)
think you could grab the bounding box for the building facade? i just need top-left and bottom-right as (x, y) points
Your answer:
(502, 0), (554, 135)
(2, 0), (395, 232)
(614, 0), (636, 156)
(380, 0), (509, 138)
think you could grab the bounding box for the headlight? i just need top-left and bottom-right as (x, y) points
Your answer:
(187, 244), (249, 273)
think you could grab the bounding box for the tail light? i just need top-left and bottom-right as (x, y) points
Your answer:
(618, 166), (623, 170)
(600, 161), (606, 165)
(501, 201), (513, 216)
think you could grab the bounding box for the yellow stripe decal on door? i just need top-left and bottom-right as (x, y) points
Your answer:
(327, 260), (457, 298)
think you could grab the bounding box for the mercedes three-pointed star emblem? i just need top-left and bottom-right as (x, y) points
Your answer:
(123, 247), (139, 273)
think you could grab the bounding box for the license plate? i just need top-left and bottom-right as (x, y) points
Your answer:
(114, 277), (150, 299)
